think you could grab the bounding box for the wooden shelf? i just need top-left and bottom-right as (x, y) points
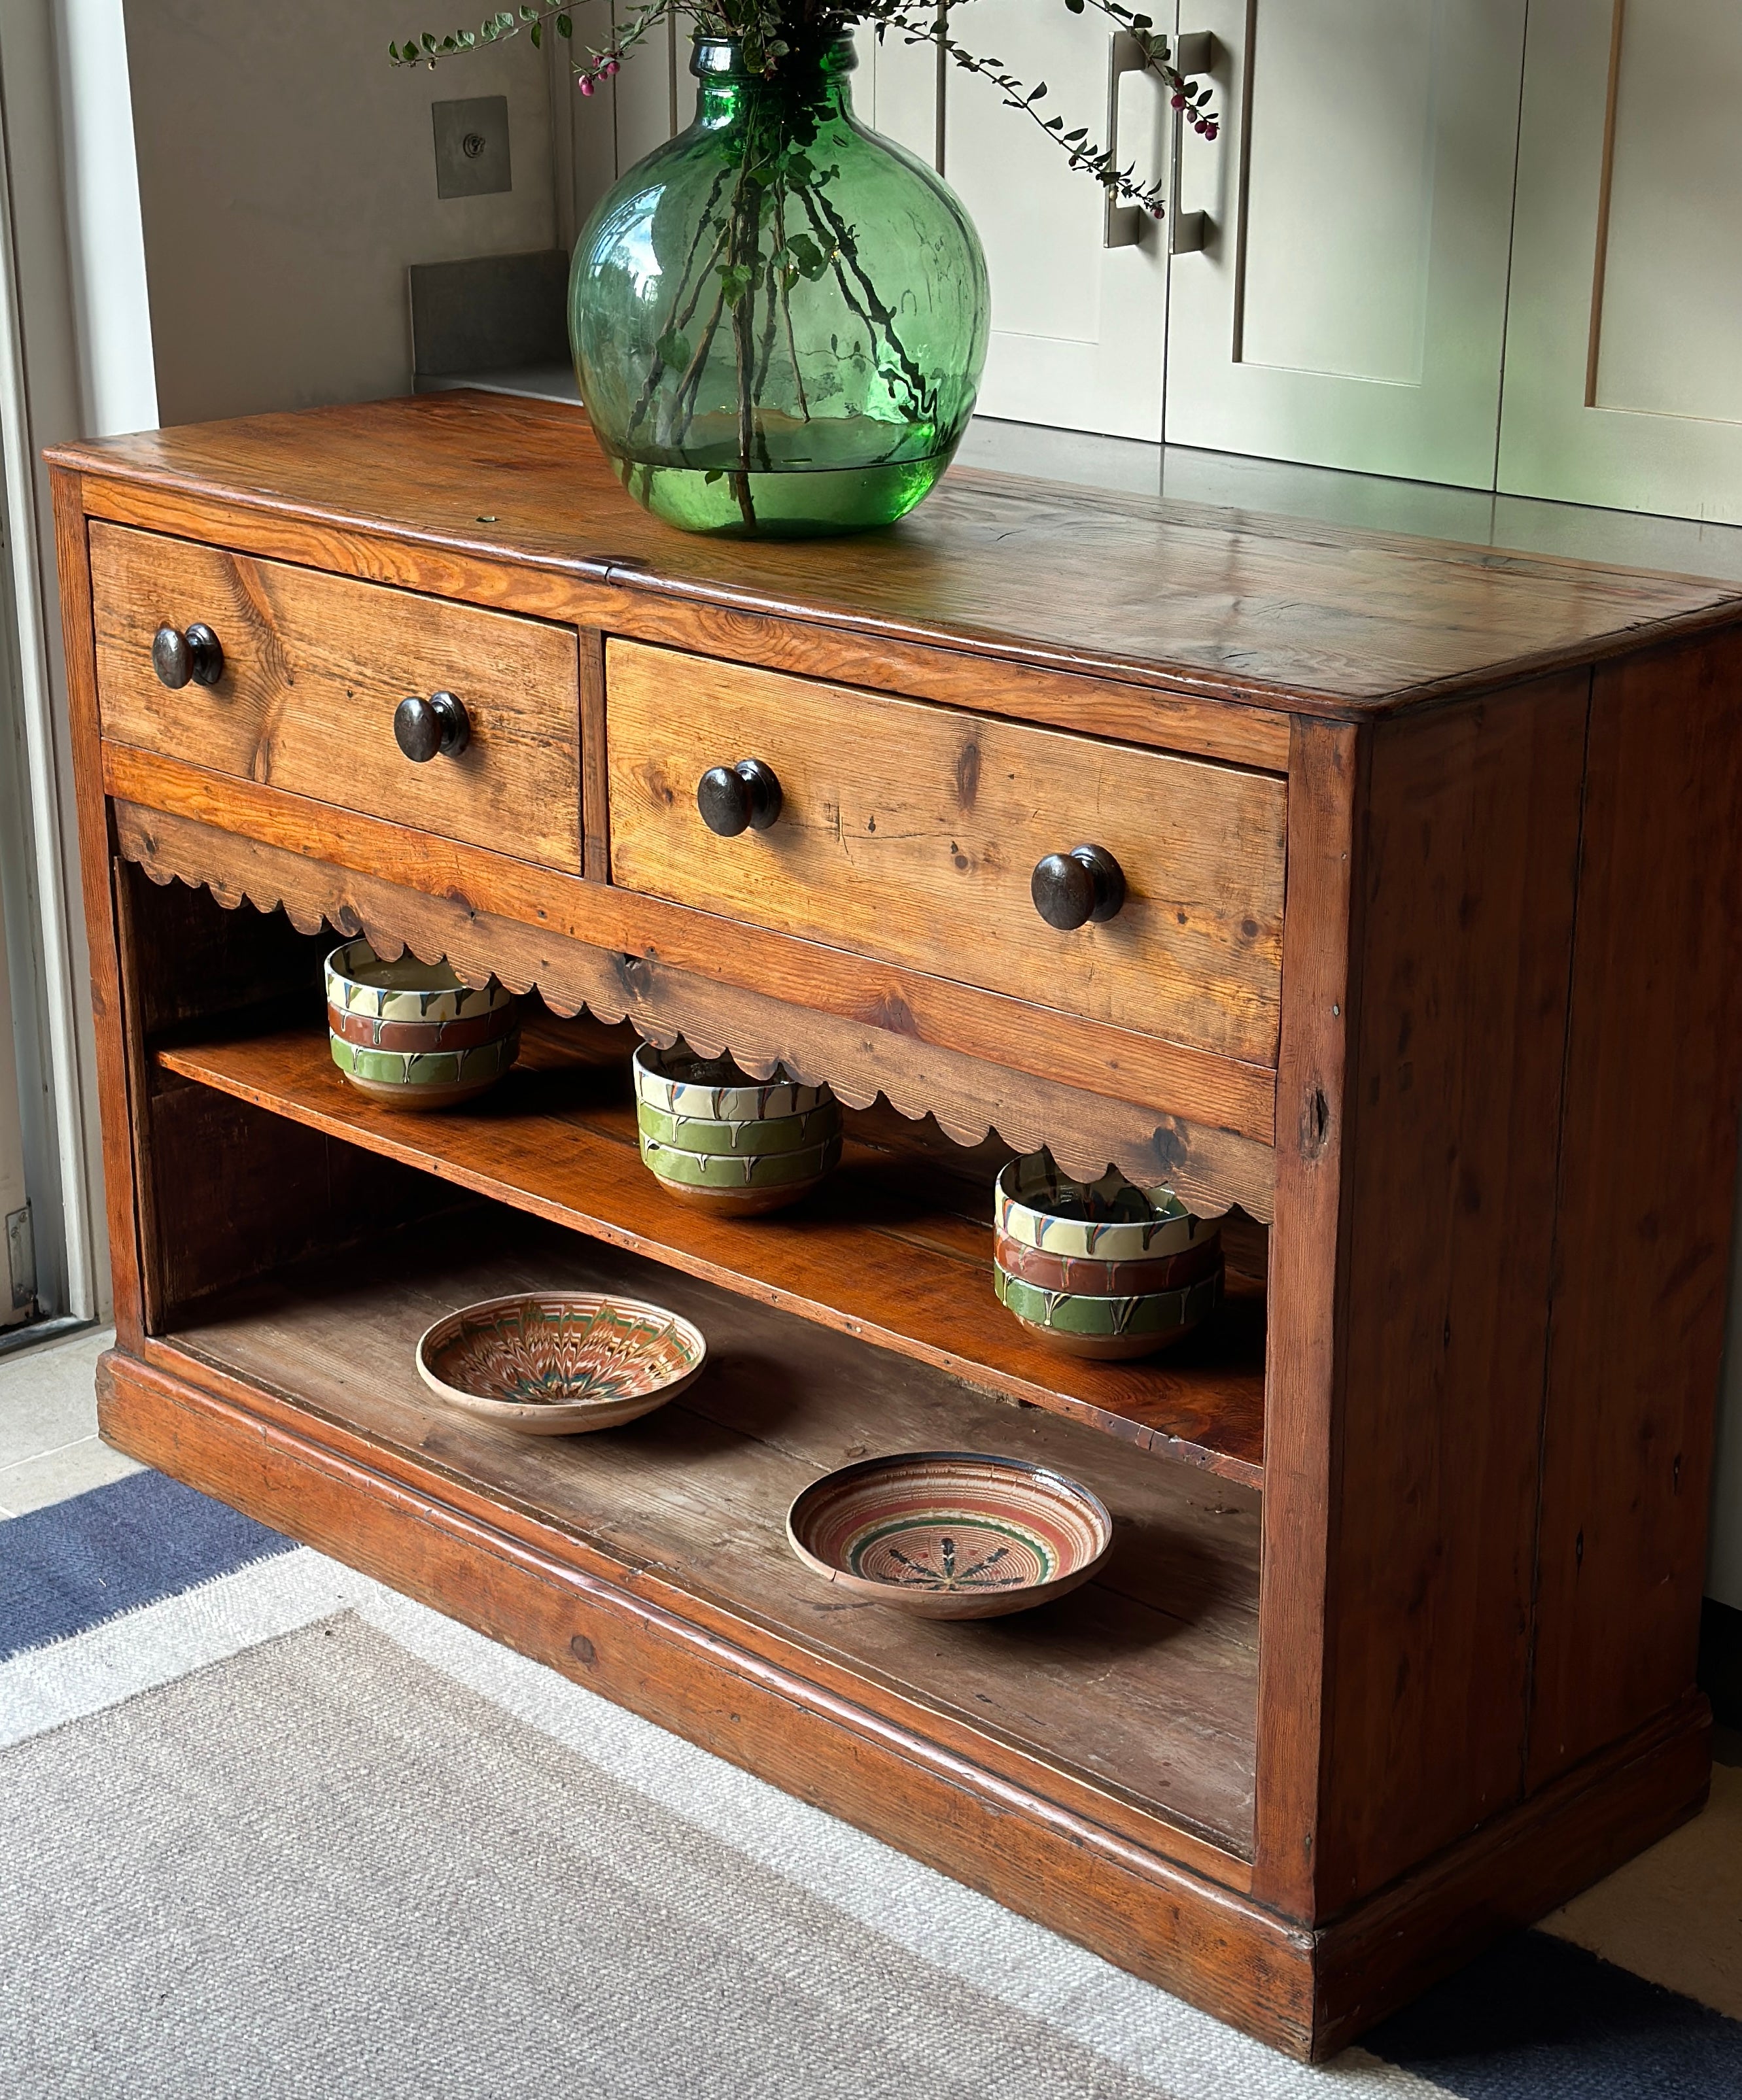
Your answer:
(158, 1207), (1260, 1861)
(154, 1010), (1267, 1485)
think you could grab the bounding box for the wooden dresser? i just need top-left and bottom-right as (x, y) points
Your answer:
(47, 391), (1742, 2057)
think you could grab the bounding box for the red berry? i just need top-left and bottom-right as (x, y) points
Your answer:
(579, 73), (595, 94)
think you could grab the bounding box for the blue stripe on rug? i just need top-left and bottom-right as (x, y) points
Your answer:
(1365, 1927), (1742, 2096)
(0, 1468), (294, 1659)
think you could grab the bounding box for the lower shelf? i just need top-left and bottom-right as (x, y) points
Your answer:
(152, 1204), (1261, 1863)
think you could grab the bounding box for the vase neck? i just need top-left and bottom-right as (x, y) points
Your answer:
(690, 34), (857, 128)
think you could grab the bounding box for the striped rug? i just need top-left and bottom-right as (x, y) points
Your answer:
(3, 1469), (1737, 2097)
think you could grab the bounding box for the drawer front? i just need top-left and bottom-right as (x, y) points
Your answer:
(606, 642), (1286, 1065)
(90, 523), (582, 873)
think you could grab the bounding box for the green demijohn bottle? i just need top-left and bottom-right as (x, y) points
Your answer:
(569, 33), (990, 538)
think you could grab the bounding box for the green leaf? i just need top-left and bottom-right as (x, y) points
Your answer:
(556, 10), (572, 34)
(655, 329), (691, 370)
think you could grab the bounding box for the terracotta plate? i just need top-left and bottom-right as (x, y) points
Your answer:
(786, 1451), (1113, 1620)
(416, 1291), (706, 1433)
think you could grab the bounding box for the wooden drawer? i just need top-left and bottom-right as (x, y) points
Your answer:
(90, 523), (582, 873)
(606, 642), (1286, 1065)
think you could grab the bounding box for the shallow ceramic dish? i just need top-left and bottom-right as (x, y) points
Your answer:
(994, 1154), (1212, 1262)
(786, 1451), (1113, 1621)
(638, 1129), (843, 1191)
(415, 1291), (706, 1433)
(633, 1042), (831, 1123)
(329, 1027), (518, 1110)
(324, 939), (515, 1025)
(992, 1227), (1222, 1298)
(635, 1099), (843, 1158)
(993, 1264), (1223, 1361)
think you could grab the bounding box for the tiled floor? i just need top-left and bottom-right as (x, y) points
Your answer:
(0, 1325), (134, 1517)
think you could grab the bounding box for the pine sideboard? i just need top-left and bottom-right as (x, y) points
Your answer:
(46, 390), (1742, 2057)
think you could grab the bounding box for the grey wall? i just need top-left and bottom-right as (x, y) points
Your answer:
(123, 0), (557, 424)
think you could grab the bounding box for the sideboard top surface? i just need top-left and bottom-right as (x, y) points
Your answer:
(48, 388), (1742, 714)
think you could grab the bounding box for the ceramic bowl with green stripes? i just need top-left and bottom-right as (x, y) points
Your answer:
(994, 1153), (1211, 1263)
(632, 1041), (834, 1123)
(993, 1260), (1224, 1362)
(635, 1098), (843, 1158)
(329, 1025), (519, 1112)
(631, 1041), (843, 1216)
(324, 939), (515, 1026)
(324, 940), (517, 1111)
(638, 1133), (845, 1201)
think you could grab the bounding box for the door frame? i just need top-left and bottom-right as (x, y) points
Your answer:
(0, 0), (157, 1328)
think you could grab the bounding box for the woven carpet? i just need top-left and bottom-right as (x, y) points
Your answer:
(4, 1470), (1739, 2098)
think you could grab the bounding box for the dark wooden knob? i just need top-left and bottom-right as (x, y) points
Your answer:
(394, 691), (470, 762)
(151, 623), (224, 690)
(1031, 844), (1126, 930)
(697, 758), (782, 836)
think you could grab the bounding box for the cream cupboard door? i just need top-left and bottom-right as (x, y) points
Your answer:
(1164, 0), (1527, 485)
(942, 2), (1173, 439)
(1498, 0), (1742, 524)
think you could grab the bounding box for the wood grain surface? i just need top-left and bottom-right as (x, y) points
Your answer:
(105, 1345), (1333, 2044)
(46, 390), (1742, 715)
(50, 471), (148, 1352)
(1251, 717), (1363, 1918)
(1528, 630), (1742, 1790)
(607, 640), (1287, 1066)
(75, 472), (1295, 772)
(90, 520), (584, 872)
(154, 1011), (1268, 1481)
(1315, 676), (1590, 1910)
(114, 799), (1274, 1216)
(102, 751), (1281, 1160)
(154, 1206), (1263, 1852)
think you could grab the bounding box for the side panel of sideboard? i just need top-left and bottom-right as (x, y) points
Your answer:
(1529, 628), (1742, 1789)
(1312, 673), (1591, 1910)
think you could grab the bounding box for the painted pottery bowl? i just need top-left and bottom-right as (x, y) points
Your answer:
(328, 1025), (519, 1110)
(994, 1154), (1214, 1262)
(633, 1042), (832, 1123)
(639, 1128), (843, 1216)
(637, 1129), (843, 1190)
(991, 1227), (1223, 1299)
(415, 1291), (707, 1433)
(326, 1001), (517, 1056)
(635, 1098), (843, 1158)
(324, 939), (515, 1025)
(786, 1451), (1113, 1621)
(993, 1264), (1224, 1362)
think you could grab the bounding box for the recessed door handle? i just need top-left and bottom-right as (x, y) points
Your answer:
(1103, 31), (1217, 252)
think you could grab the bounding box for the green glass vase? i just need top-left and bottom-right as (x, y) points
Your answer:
(569, 33), (989, 538)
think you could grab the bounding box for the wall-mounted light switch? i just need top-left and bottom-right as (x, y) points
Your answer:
(432, 95), (512, 199)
